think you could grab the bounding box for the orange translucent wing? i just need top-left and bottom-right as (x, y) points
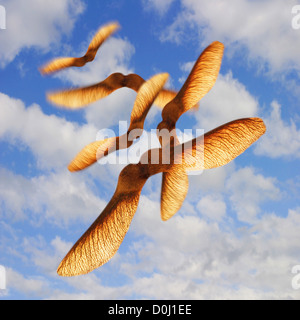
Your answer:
(40, 21), (120, 75)
(162, 41), (224, 123)
(57, 164), (147, 277)
(47, 73), (126, 109)
(160, 166), (189, 221)
(177, 41), (224, 113)
(68, 135), (128, 172)
(158, 42), (224, 221)
(57, 192), (141, 276)
(178, 118), (266, 171)
(68, 73), (169, 172)
(129, 73), (169, 130)
(158, 118), (265, 221)
(40, 57), (82, 75)
(159, 130), (188, 221)
(154, 88), (177, 109)
(47, 73), (175, 109)
(85, 22), (120, 60)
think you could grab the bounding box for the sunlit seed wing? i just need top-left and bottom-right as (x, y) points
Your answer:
(162, 41), (224, 122)
(47, 73), (175, 109)
(67, 73), (169, 172)
(40, 21), (120, 75)
(47, 73), (124, 108)
(178, 41), (224, 112)
(57, 191), (141, 277)
(154, 88), (177, 109)
(158, 42), (224, 220)
(40, 57), (81, 75)
(47, 82), (116, 109)
(129, 73), (169, 130)
(110, 73), (176, 109)
(159, 130), (188, 221)
(161, 166), (189, 221)
(85, 22), (120, 60)
(178, 118), (266, 171)
(68, 134), (129, 172)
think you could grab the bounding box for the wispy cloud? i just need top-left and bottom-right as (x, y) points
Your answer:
(0, 93), (97, 170)
(194, 71), (259, 131)
(142, 0), (176, 16)
(1, 0), (299, 300)
(0, 0), (85, 67)
(226, 167), (280, 223)
(156, 0), (300, 76)
(254, 100), (300, 159)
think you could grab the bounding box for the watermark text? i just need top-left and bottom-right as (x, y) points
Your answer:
(0, 5), (6, 30)
(95, 121), (204, 175)
(292, 265), (300, 290)
(292, 5), (300, 29)
(0, 265), (6, 290)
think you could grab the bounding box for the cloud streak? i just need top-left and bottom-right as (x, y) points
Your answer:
(0, 0), (85, 67)
(254, 101), (300, 159)
(0, 92), (98, 170)
(1, 0), (299, 300)
(155, 0), (300, 76)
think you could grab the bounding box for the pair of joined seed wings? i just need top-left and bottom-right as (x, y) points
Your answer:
(41, 21), (177, 110)
(65, 41), (225, 173)
(56, 40), (266, 276)
(64, 41), (225, 223)
(58, 115), (266, 277)
(40, 22), (120, 75)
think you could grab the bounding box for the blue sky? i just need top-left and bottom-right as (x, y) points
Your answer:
(0, 0), (300, 300)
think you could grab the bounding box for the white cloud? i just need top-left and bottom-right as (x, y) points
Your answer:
(254, 100), (300, 159)
(2, 170), (299, 300)
(22, 236), (77, 276)
(6, 268), (50, 297)
(194, 71), (259, 131)
(189, 162), (235, 196)
(142, 0), (176, 15)
(0, 92), (98, 170)
(119, 194), (300, 299)
(158, 0), (300, 76)
(0, 167), (106, 225)
(1, 1), (298, 300)
(226, 167), (280, 223)
(0, 0), (85, 67)
(196, 194), (226, 221)
(0, 92), (111, 226)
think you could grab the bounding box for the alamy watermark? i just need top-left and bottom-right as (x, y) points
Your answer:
(292, 5), (300, 29)
(0, 265), (6, 290)
(0, 5), (6, 30)
(95, 121), (204, 175)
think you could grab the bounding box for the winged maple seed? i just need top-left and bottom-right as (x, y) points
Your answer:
(157, 41), (224, 221)
(46, 72), (177, 110)
(67, 41), (224, 172)
(67, 73), (170, 172)
(56, 40), (266, 277)
(39, 21), (120, 75)
(57, 118), (265, 277)
(67, 41), (225, 221)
